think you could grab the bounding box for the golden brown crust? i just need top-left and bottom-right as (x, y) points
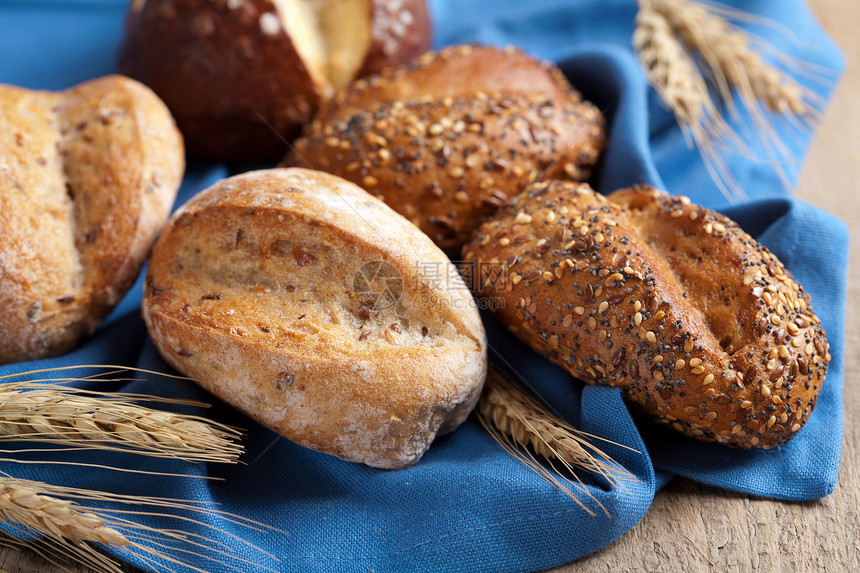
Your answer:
(118, 0), (432, 162)
(462, 181), (828, 449)
(0, 75), (184, 365)
(286, 45), (606, 249)
(142, 168), (487, 469)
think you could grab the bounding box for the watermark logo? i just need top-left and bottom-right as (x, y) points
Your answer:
(351, 260), (508, 312)
(352, 261), (404, 310)
(457, 260), (509, 293)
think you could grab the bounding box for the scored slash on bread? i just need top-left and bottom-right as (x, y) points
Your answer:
(286, 45), (606, 249)
(0, 75), (184, 365)
(463, 181), (829, 449)
(143, 168), (487, 469)
(118, 0), (431, 161)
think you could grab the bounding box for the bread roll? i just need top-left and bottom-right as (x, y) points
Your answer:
(118, 0), (432, 161)
(143, 168), (487, 469)
(462, 181), (829, 449)
(0, 75), (184, 365)
(285, 45), (606, 249)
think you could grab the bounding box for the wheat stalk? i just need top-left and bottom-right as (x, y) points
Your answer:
(633, 2), (746, 201)
(634, 4), (712, 126)
(0, 479), (130, 547)
(650, 0), (811, 191)
(635, 0), (829, 197)
(477, 363), (638, 516)
(0, 474), (279, 573)
(654, 0), (814, 116)
(0, 367), (277, 571)
(0, 388), (243, 463)
(0, 367), (243, 464)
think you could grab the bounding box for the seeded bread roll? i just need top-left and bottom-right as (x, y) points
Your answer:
(285, 45), (606, 249)
(0, 75), (184, 366)
(118, 0), (431, 161)
(315, 44), (577, 120)
(143, 168), (487, 469)
(462, 181), (829, 449)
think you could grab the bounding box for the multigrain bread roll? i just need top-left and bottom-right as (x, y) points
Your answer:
(0, 75), (184, 365)
(285, 45), (606, 249)
(118, 0), (431, 161)
(142, 168), (487, 469)
(462, 181), (829, 448)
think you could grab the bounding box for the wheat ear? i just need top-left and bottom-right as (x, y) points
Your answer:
(633, 2), (746, 201)
(0, 479), (129, 545)
(477, 363), (638, 516)
(634, 3), (711, 126)
(637, 0), (829, 194)
(0, 474), (279, 573)
(655, 0), (826, 190)
(0, 367), (242, 463)
(654, 0), (814, 116)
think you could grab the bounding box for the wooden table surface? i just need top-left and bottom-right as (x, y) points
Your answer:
(1, 0), (857, 571)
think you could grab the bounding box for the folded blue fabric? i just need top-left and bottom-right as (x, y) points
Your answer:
(0, 1), (846, 571)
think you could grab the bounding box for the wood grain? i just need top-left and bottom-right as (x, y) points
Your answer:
(1, 0), (857, 571)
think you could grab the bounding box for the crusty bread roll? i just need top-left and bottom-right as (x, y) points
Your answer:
(462, 181), (829, 449)
(142, 168), (487, 469)
(0, 75), (184, 365)
(118, 0), (431, 161)
(285, 45), (606, 249)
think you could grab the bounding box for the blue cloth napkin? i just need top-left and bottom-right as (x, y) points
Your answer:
(0, 1), (847, 571)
